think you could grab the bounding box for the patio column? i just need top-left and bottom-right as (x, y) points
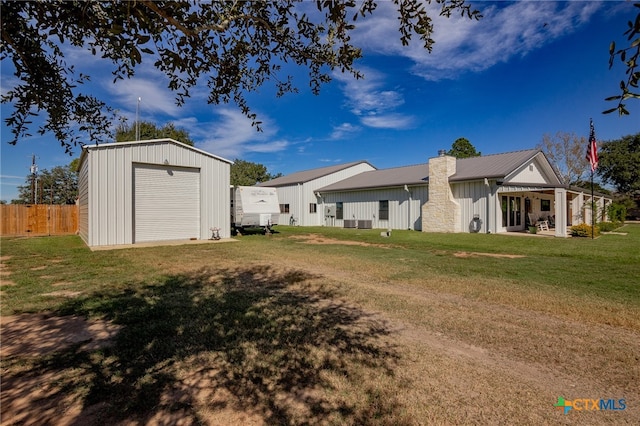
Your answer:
(554, 188), (567, 238)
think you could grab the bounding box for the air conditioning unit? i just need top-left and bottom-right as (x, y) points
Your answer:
(344, 220), (357, 228)
(357, 220), (372, 229)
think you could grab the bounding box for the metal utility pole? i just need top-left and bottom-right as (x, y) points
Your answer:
(30, 154), (38, 204)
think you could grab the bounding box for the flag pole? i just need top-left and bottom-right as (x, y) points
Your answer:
(587, 118), (598, 240)
(591, 168), (594, 239)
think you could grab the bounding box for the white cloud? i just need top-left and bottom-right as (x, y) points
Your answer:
(193, 108), (288, 159)
(351, 1), (602, 81)
(106, 77), (180, 117)
(361, 114), (414, 129)
(333, 67), (414, 130)
(330, 122), (360, 140)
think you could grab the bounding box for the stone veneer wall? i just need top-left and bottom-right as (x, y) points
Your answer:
(422, 155), (460, 232)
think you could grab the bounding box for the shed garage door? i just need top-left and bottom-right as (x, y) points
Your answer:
(134, 164), (200, 243)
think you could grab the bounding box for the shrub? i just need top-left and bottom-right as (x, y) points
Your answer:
(598, 221), (623, 232)
(570, 223), (600, 237)
(607, 203), (627, 223)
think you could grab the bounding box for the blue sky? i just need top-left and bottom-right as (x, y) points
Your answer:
(1, 1), (639, 202)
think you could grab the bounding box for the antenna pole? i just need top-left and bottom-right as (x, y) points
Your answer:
(135, 97), (141, 141)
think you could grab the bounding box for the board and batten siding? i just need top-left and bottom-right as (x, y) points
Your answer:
(321, 185), (428, 230)
(452, 180), (494, 234)
(275, 162), (376, 226)
(505, 159), (549, 184)
(79, 140), (230, 247)
(275, 184), (303, 226)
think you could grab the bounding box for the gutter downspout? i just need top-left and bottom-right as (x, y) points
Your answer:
(404, 184), (412, 230)
(484, 178), (492, 234)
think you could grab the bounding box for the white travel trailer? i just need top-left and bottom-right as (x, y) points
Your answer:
(230, 186), (280, 233)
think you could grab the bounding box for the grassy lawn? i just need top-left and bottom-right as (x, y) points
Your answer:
(1, 225), (639, 424)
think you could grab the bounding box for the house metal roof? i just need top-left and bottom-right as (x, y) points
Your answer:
(259, 160), (374, 187)
(317, 149), (546, 192)
(317, 163), (429, 192)
(450, 149), (539, 181)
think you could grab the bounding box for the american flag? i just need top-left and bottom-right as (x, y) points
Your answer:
(586, 119), (598, 173)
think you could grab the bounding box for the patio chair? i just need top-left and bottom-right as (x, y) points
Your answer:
(537, 219), (549, 232)
(547, 215), (555, 228)
(528, 213), (549, 232)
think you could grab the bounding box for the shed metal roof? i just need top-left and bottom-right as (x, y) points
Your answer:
(259, 160), (374, 187)
(317, 149), (548, 192)
(79, 138), (233, 166)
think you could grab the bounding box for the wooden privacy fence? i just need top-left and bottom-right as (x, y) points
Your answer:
(0, 204), (78, 237)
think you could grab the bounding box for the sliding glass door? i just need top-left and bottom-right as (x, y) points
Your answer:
(501, 195), (522, 230)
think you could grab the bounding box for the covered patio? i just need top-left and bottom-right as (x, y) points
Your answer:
(496, 184), (611, 238)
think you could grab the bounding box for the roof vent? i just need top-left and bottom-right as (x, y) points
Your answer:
(438, 149), (447, 157)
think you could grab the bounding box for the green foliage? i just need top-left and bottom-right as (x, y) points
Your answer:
(16, 161), (78, 204)
(231, 159), (282, 186)
(570, 223), (600, 238)
(0, 1), (481, 154)
(447, 137), (481, 158)
(597, 133), (640, 195)
(598, 222), (623, 232)
(115, 120), (194, 146)
(607, 202), (628, 223)
(604, 2), (640, 115)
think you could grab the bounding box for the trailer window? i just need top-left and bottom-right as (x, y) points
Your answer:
(336, 202), (343, 220)
(280, 204), (289, 213)
(309, 203), (317, 213)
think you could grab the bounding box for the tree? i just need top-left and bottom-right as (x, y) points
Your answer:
(115, 120), (194, 146)
(1, 1), (481, 154)
(604, 2), (640, 115)
(597, 132), (640, 195)
(537, 132), (589, 185)
(16, 161), (78, 204)
(446, 137), (480, 158)
(231, 159), (282, 186)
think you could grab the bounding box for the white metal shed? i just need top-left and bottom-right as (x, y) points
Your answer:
(78, 139), (232, 247)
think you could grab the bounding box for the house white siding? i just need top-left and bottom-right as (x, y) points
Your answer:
(78, 139), (231, 247)
(322, 185), (428, 230)
(276, 162), (375, 226)
(452, 180), (491, 233)
(506, 160), (548, 184)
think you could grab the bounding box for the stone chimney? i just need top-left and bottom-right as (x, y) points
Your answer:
(422, 153), (460, 232)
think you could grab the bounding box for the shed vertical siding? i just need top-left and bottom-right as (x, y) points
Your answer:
(78, 152), (90, 245)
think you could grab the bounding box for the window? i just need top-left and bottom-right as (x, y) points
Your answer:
(379, 200), (389, 220)
(336, 202), (343, 220)
(309, 203), (317, 213)
(279, 204), (289, 214)
(541, 199), (551, 212)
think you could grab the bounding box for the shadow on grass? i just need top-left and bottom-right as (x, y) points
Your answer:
(3, 265), (402, 424)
